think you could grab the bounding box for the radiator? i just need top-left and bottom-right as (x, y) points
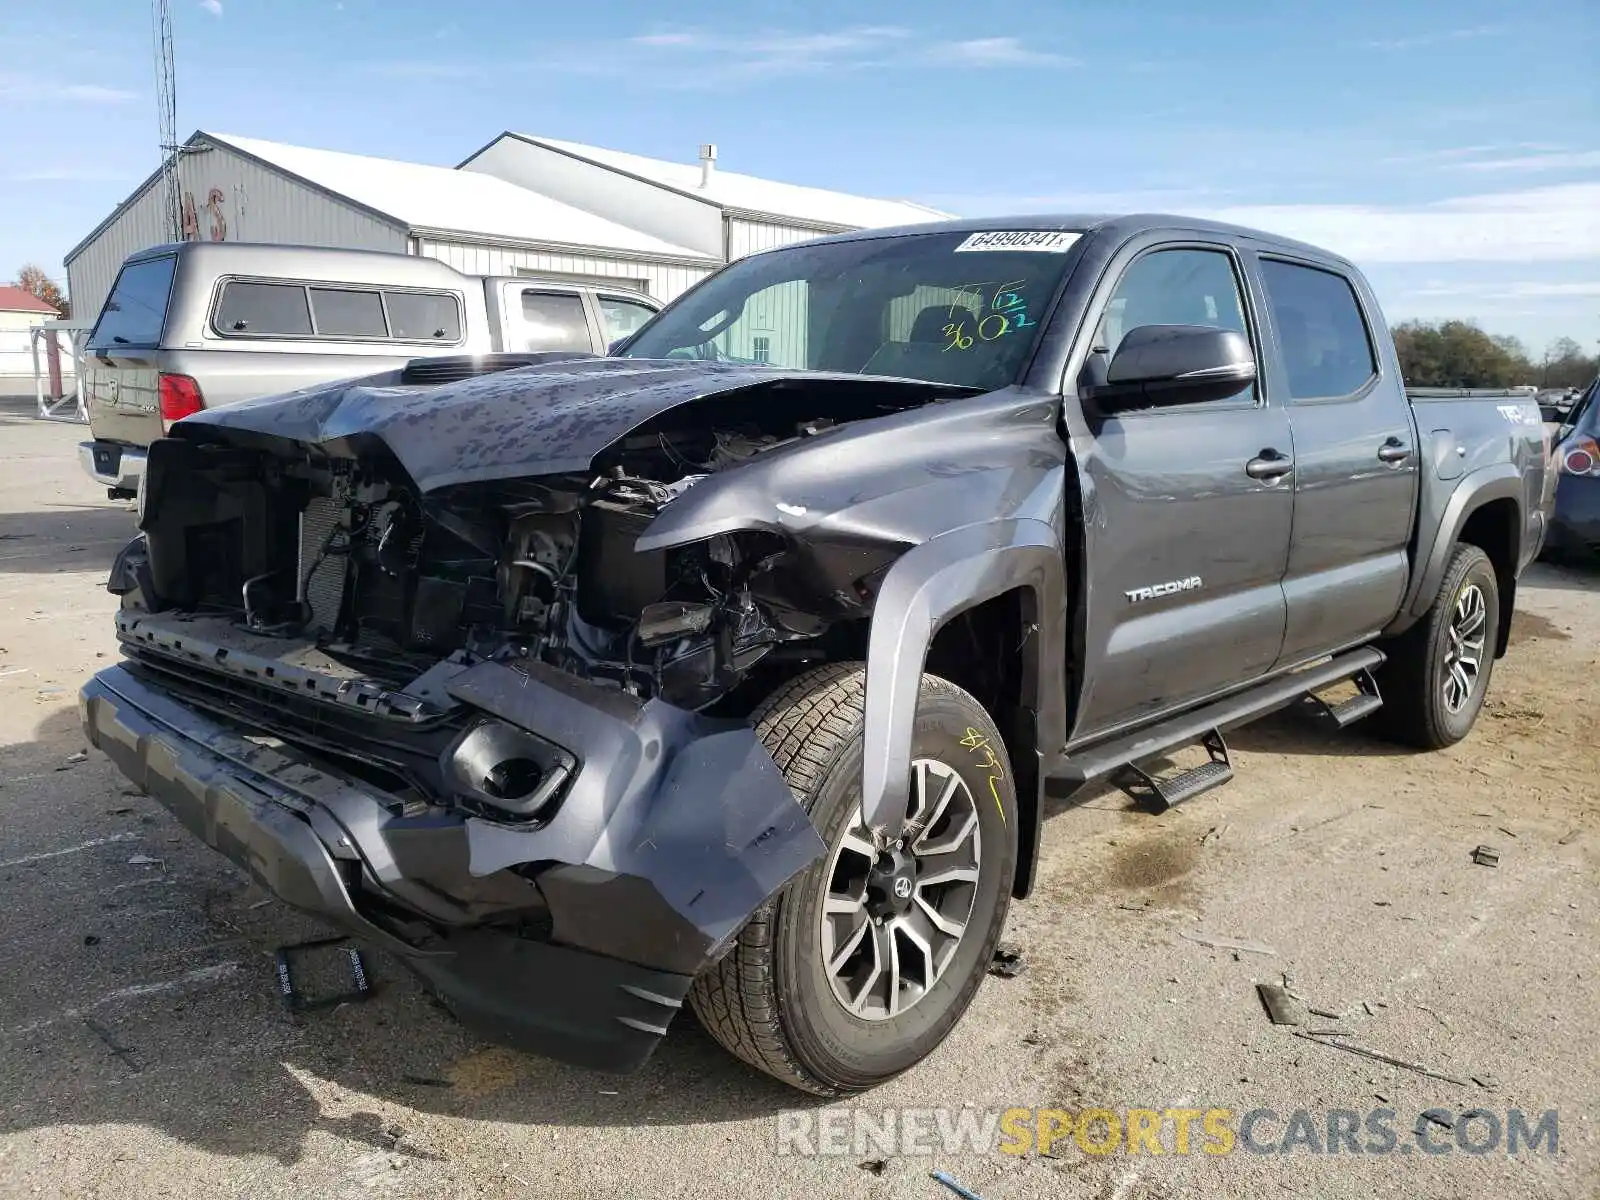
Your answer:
(298, 496), (350, 634)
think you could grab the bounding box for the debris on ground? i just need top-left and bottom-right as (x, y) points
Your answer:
(1415, 1003), (1450, 1027)
(1558, 829), (1580, 846)
(65, 751), (87, 764)
(1257, 983), (1305, 1026)
(401, 1075), (454, 1089)
(83, 934), (100, 947)
(858, 1158), (888, 1175)
(1416, 1111), (1454, 1133)
(1471, 845), (1501, 867)
(1292, 1031), (1470, 1086)
(1307, 1007), (1344, 1020)
(931, 1170), (985, 1200)
(125, 854), (160, 866)
(1179, 930), (1277, 956)
(1201, 823), (1229, 846)
(988, 944), (1026, 979)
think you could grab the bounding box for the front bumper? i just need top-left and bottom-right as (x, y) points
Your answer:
(81, 658), (824, 1071)
(78, 440), (146, 495)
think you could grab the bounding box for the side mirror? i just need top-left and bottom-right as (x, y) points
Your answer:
(1088, 324), (1256, 411)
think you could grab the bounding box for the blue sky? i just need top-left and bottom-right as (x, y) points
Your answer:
(2, 0), (1596, 354)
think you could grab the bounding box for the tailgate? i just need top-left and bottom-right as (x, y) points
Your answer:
(84, 359), (164, 447)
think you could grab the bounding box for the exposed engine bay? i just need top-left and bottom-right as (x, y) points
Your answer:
(128, 393), (903, 722)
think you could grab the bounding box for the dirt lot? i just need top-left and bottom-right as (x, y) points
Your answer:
(1, 401), (1596, 1200)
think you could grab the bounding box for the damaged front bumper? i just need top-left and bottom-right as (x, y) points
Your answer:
(80, 656), (824, 1071)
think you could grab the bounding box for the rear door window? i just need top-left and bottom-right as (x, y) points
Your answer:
(597, 295), (657, 344)
(90, 256), (177, 348)
(214, 281), (313, 336)
(520, 290), (592, 352)
(309, 287), (387, 338)
(384, 290), (461, 341)
(1259, 260), (1379, 400)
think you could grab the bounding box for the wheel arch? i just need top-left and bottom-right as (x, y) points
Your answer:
(1395, 465), (1524, 656)
(861, 518), (1067, 900)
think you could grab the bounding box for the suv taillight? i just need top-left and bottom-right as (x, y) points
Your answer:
(158, 373), (204, 424)
(1560, 437), (1599, 477)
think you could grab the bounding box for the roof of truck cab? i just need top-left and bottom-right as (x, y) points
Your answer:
(789, 213), (1354, 266)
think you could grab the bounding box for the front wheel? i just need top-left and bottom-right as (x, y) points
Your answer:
(1378, 544), (1500, 749)
(689, 663), (1016, 1095)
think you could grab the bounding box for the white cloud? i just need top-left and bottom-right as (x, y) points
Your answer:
(622, 27), (1072, 77)
(0, 74), (136, 103)
(1405, 281), (1600, 300)
(1447, 150), (1600, 173)
(932, 180), (1600, 266)
(1367, 24), (1504, 51)
(1204, 183), (1600, 264)
(200, 0), (223, 15)
(925, 37), (1077, 67)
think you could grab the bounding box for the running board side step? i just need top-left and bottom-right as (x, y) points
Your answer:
(1306, 666), (1384, 728)
(1050, 647), (1388, 791)
(1112, 728), (1233, 812)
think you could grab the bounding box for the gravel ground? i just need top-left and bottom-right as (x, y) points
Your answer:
(1, 402), (1595, 1200)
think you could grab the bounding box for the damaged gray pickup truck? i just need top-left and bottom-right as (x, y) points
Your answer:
(81, 216), (1553, 1095)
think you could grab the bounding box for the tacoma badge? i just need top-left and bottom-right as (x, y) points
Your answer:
(1126, 576), (1203, 603)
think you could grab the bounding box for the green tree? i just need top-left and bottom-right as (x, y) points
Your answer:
(1391, 319), (1535, 387)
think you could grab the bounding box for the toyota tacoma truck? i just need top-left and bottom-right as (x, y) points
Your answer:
(80, 216), (1553, 1095)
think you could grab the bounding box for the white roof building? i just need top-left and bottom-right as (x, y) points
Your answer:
(65, 131), (946, 327)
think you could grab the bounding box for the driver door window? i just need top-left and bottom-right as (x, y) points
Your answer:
(1095, 248), (1256, 408)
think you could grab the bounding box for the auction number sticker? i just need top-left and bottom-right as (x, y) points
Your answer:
(953, 230), (1080, 253)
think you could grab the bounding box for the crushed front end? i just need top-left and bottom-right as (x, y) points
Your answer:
(73, 361), (963, 1070)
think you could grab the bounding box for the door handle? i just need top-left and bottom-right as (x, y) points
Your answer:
(1245, 450), (1294, 481)
(1377, 438), (1412, 464)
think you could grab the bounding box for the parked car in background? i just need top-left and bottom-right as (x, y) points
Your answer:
(83, 215), (1552, 1095)
(78, 242), (660, 497)
(1545, 373), (1600, 562)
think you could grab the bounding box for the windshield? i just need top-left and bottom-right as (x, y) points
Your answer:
(620, 229), (1082, 390)
(89, 255), (178, 350)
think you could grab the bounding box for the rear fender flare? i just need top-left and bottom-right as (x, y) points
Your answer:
(860, 518), (1066, 840)
(1394, 465), (1524, 630)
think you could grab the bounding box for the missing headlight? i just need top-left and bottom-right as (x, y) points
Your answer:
(444, 720), (576, 822)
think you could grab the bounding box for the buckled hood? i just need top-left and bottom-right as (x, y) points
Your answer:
(176, 356), (962, 492)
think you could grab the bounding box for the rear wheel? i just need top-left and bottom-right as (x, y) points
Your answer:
(689, 663), (1016, 1095)
(1378, 544), (1499, 749)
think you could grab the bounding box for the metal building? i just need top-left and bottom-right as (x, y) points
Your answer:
(64, 131), (945, 332)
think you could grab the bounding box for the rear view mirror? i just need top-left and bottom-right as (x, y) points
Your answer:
(1088, 324), (1256, 410)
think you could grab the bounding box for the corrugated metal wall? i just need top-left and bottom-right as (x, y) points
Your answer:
(725, 218), (832, 259)
(66, 140), (406, 326)
(415, 239), (715, 302)
(717, 221), (836, 364)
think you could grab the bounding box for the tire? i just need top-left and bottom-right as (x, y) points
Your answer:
(1377, 544), (1500, 749)
(689, 663), (1017, 1095)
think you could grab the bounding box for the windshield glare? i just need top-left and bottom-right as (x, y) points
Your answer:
(620, 230), (1081, 390)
